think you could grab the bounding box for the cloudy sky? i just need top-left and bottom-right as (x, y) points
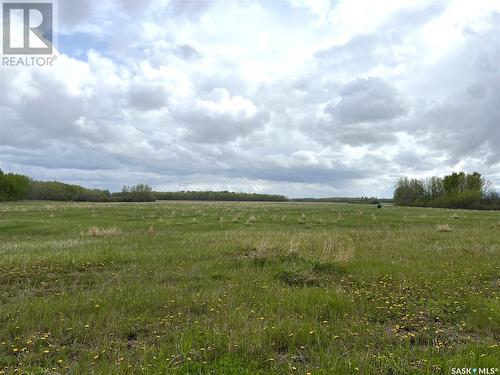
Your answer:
(1, 0), (499, 197)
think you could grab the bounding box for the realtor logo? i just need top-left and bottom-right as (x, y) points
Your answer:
(2, 2), (53, 54)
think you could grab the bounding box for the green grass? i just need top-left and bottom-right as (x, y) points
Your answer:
(0, 201), (498, 374)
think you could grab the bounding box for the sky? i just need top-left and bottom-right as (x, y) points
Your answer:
(1, 0), (499, 198)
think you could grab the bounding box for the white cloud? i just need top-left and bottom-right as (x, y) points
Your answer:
(174, 88), (268, 143)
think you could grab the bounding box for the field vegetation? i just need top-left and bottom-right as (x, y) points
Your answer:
(0, 201), (498, 374)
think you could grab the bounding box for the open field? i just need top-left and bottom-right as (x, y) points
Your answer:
(0, 201), (498, 374)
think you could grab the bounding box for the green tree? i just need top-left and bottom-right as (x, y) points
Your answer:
(395, 171), (498, 210)
(0, 170), (31, 201)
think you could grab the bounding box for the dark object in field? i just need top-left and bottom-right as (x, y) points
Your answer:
(377, 204), (382, 208)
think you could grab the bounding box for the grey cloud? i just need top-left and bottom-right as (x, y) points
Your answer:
(333, 126), (399, 146)
(418, 77), (500, 163)
(117, 0), (148, 16)
(180, 110), (269, 144)
(235, 165), (369, 185)
(146, 42), (202, 68)
(172, 44), (202, 61)
(393, 150), (435, 171)
(325, 77), (408, 125)
(165, 0), (214, 19)
(128, 83), (169, 110)
(408, 22), (500, 164)
(59, 0), (94, 32)
(14, 78), (85, 140)
(0, 144), (120, 171)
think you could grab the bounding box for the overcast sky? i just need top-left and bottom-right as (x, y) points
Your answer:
(1, 0), (499, 197)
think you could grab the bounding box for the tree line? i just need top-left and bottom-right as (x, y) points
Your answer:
(0, 170), (287, 202)
(394, 171), (499, 210)
(291, 196), (392, 204)
(153, 191), (287, 202)
(6, 169), (496, 208)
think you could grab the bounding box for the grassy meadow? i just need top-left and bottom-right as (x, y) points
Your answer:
(0, 201), (498, 374)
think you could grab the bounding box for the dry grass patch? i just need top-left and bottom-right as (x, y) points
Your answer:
(245, 215), (257, 224)
(246, 239), (282, 266)
(81, 226), (122, 237)
(334, 247), (355, 265)
(436, 224), (452, 232)
(298, 213), (306, 224)
(240, 237), (301, 267)
(319, 238), (355, 266)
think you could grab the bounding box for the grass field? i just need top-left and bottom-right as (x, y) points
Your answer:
(0, 201), (498, 374)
